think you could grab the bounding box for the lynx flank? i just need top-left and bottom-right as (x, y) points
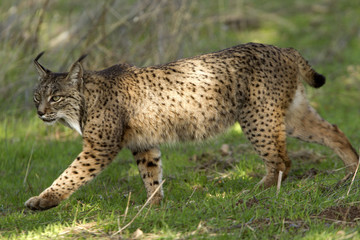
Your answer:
(26, 43), (358, 210)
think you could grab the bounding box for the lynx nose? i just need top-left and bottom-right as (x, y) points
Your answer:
(37, 110), (45, 116)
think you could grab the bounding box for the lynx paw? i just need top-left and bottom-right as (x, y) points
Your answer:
(150, 194), (162, 205)
(25, 196), (60, 211)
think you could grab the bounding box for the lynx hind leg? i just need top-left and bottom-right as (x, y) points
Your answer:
(285, 87), (359, 173)
(239, 105), (291, 188)
(133, 148), (163, 204)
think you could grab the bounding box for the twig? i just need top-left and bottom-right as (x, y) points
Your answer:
(122, 192), (131, 224)
(112, 180), (165, 236)
(117, 217), (120, 234)
(185, 187), (197, 206)
(343, 206), (351, 222)
(276, 171), (283, 197)
(245, 223), (255, 232)
(142, 202), (153, 220)
(346, 155), (360, 196)
(73, 202), (80, 225)
(281, 218), (285, 233)
(310, 216), (350, 224)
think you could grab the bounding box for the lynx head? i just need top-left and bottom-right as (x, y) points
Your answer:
(33, 52), (87, 135)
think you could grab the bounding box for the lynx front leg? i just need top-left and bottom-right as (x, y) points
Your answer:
(25, 145), (119, 210)
(133, 148), (163, 204)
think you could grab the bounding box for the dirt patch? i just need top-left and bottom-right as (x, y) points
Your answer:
(289, 149), (326, 163)
(287, 149), (327, 181)
(236, 196), (270, 210)
(316, 205), (360, 225)
(211, 217), (308, 234)
(189, 143), (257, 173)
(250, 218), (309, 232)
(293, 167), (320, 180)
(236, 197), (260, 208)
(59, 222), (113, 239)
(189, 151), (238, 173)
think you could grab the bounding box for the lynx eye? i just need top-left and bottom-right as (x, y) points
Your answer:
(50, 96), (62, 102)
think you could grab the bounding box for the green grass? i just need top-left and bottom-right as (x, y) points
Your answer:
(2, 0), (360, 239)
(2, 120), (360, 239)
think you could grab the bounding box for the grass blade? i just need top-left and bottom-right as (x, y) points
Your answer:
(112, 180), (165, 236)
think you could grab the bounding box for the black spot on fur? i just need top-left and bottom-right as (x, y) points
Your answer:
(147, 161), (157, 167)
(132, 151), (139, 156)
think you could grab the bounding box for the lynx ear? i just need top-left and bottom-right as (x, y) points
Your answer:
(67, 54), (87, 87)
(34, 51), (50, 78)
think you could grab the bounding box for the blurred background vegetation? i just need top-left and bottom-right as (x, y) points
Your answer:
(1, 0), (360, 117)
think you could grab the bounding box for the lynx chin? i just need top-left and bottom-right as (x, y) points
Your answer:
(25, 42), (358, 210)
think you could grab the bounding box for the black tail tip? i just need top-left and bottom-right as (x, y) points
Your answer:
(313, 72), (326, 88)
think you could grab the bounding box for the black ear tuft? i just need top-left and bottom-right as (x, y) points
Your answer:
(76, 54), (87, 63)
(35, 51), (45, 62)
(34, 51), (50, 78)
